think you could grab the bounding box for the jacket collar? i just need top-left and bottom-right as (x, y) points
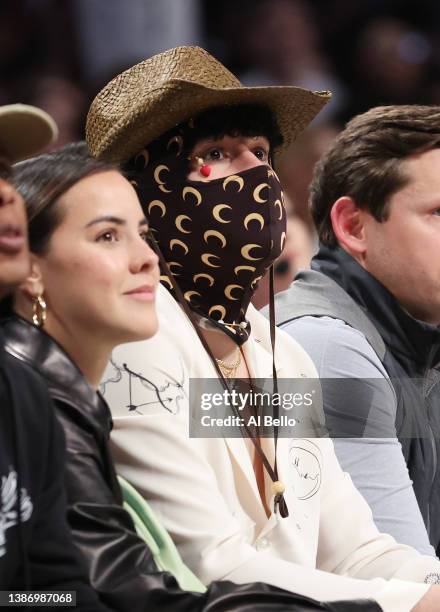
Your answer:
(312, 245), (440, 369)
(1, 315), (111, 436)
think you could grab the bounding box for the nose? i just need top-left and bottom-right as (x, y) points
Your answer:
(129, 234), (159, 275)
(0, 179), (19, 207)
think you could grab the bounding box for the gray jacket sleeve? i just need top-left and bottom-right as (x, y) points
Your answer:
(282, 316), (436, 558)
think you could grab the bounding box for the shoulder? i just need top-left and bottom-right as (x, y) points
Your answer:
(3, 351), (54, 414)
(1, 351), (64, 468)
(282, 316), (397, 433)
(281, 315), (389, 379)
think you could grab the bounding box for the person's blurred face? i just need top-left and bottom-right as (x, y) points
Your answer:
(34, 170), (160, 346)
(0, 161), (29, 297)
(362, 148), (440, 324)
(187, 135), (270, 181)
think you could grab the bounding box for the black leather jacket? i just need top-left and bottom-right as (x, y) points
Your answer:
(0, 333), (107, 611)
(2, 316), (381, 612)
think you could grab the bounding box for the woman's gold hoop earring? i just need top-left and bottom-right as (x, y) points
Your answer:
(32, 295), (47, 327)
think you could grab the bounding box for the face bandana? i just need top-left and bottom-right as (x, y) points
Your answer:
(127, 127), (286, 345)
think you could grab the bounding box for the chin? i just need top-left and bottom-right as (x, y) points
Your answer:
(124, 316), (159, 343)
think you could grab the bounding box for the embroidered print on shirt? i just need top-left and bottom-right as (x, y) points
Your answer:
(0, 469), (33, 557)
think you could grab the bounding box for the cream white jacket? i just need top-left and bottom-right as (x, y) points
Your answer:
(102, 285), (440, 612)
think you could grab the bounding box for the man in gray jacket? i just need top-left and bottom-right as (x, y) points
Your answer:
(271, 105), (440, 558)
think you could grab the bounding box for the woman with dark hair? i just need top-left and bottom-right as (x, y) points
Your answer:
(2, 142), (363, 612)
(87, 46), (440, 612)
(0, 108), (106, 610)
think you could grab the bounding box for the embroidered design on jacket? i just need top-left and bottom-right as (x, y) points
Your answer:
(0, 469), (33, 557)
(289, 439), (322, 500)
(101, 358), (187, 415)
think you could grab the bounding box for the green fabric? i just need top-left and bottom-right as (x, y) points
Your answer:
(117, 475), (206, 593)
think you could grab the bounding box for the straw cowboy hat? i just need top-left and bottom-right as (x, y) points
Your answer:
(86, 46), (331, 164)
(0, 104), (58, 163)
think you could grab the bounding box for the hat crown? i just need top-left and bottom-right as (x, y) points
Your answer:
(95, 46), (241, 114)
(149, 46), (241, 89)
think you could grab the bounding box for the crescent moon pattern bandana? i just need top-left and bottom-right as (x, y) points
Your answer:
(127, 128), (286, 345)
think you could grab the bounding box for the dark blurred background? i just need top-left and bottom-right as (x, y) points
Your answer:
(3, 0), (439, 300)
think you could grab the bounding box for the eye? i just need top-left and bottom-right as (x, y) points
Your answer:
(97, 228), (118, 242)
(253, 147), (269, 161)
(433, 209), (440, 216)
(204, 148), (225, 162)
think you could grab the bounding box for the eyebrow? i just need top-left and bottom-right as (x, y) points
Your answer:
(85, 215), (149, 228)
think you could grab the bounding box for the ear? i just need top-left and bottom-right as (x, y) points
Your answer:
(330, 196), (367, 257)
(17, 255), (44, 299)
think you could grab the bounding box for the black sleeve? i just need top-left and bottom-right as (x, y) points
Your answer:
(20, 385), (108, 611)
(55, 404), (381, 612)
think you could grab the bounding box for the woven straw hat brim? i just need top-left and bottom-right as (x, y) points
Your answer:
(0, 104), (58, 163)
(87, 80), (331, 164)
